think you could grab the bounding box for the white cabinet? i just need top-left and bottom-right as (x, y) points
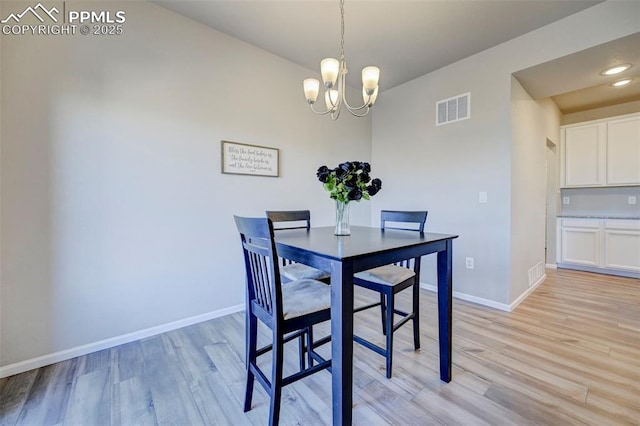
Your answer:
(559, 219), (600, 266)
(558, 218), (640, 277)
(607, 116), (640, 185)
(563, 123), (606, 187)
(603, 220), (640, 272)
(561, 113), (640, 188)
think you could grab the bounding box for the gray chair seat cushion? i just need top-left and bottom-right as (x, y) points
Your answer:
(354, 265), (415, 286)
(282, 279), (332, 319)
(281, 263), (330, 281)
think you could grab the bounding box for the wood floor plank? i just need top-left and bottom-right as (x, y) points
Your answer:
(139, 335), (206, 425)
(110, 341), (145, 385)
(586, 388), (640, 425)
(191, 370), (253, 426)
(414, 377), (537, 426)
(483, 382), (584, 425)
(410, 385), (492, 426)
(63, 368), (111, 425)
(111, 376), (157, 426)
(1, 269), (639, 425)
(0, 369), (37, 425)
(14, 359), (78, 425)
(358, 378), (443, 425)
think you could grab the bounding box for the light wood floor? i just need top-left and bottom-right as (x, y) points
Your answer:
(1, 269), (639, 425)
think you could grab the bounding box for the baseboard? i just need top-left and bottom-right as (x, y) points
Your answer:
(420, 282), (512, 312)
(545, 263), (557, 269)
(557, 263), (640, 279)
(0, 304), (244, 379)
(509, 273), (546, 311)
(420, 273), (547, 313)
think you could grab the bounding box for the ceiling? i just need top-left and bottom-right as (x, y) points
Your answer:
(154, 1), (639, 113)
(514, 33), (640, 114)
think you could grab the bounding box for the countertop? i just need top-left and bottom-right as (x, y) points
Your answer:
(557, 215), (640, 220)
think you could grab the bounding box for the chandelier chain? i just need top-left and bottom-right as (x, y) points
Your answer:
(340, 0), (345, 61)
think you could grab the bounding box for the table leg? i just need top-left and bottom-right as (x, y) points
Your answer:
(437, 239), (453, 382)
(330, 261), (354, 425)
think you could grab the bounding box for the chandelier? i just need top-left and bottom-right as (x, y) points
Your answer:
(302, 0), (380, 120)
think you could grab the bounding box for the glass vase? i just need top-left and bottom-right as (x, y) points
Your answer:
(335, 200), (351, 236)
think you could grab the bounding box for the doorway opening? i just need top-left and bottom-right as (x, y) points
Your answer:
(545, 138), (558, 266)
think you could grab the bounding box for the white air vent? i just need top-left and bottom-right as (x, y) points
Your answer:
(436, 92), (470, 126)
(528, 261), (545, 287)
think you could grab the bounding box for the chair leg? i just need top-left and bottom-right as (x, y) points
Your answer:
(385, 292), (395, 379)
(380, 293), (387, 335)
(298, 332), (306, 372)
(244, 313), (258, 412)
(413, 282), (421, 350)
(306, 326), (314, 368)
(269, 332), (284, 426)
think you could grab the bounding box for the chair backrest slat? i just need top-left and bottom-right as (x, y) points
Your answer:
(248, 249), (272, 312)
(266, 210), (312, 266)
(235, 216), (282, 317)
(380, 210), (428, 270)
(381, 210), (428, 232)
(266, 210), (311, 230)
(399, 258), (413, 269)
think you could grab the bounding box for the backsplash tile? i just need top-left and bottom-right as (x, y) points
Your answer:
(560, 186), (640, 217)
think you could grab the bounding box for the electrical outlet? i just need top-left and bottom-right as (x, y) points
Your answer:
(563, 197), (570, 205)
(629, 196), (637, 205)
(479, 192), (488, 204)
(465, 257), (474, 269)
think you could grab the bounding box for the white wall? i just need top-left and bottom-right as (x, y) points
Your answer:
(372, 1), (640, 309)
(371, 53), (513, 305)
(510, 78), (561, 301)
(545, 139), (560, 266)
(0, 1), (3, 369)
(0, 1), (372, 370)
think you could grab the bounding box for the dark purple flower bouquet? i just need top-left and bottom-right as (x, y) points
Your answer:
(316, 161), (382, 203)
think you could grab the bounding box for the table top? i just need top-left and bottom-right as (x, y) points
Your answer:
(275, 226), (458, 261)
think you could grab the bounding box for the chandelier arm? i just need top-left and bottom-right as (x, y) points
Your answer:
(309, 103), (335, 116)
(331, 106), (341, 120)
(346, 106), (372, 118)
(338, 68), (370, 113)
(343, 100), (370, 112)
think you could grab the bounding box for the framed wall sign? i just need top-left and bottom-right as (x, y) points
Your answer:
(221, 141), (279, 177)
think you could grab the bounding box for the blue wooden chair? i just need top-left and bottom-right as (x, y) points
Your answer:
(266, 210), (331, 283)
(353, 210), (428, 378)
(234, 216), (332, 425)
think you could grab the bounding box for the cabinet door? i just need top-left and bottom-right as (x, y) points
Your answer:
(561, 226), (600, 266)
(603, 220), (640, 272)
(563, 123), (606, 187)
(607, 116), (640, 185)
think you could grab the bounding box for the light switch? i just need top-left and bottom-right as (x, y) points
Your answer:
(563, 197), (570, 205)
(629, 196), (637, 205)
(479, 192), (488, 204)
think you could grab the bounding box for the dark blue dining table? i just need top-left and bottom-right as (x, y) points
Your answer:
(275, 225), (459, 425)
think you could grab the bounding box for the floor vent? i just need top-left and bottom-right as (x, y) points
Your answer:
(528, 261), (545, 287)
(436, 92), (470, 126)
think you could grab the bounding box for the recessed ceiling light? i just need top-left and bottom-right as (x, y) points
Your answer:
(601, 64), (631, 75)
(611, 79), (632, 87)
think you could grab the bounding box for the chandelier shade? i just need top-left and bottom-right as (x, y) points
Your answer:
(362, 66), (380, 92)
(303, 0), (380, 120)
(303, 78), (320, 103)
(321, 58), (340, 88)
